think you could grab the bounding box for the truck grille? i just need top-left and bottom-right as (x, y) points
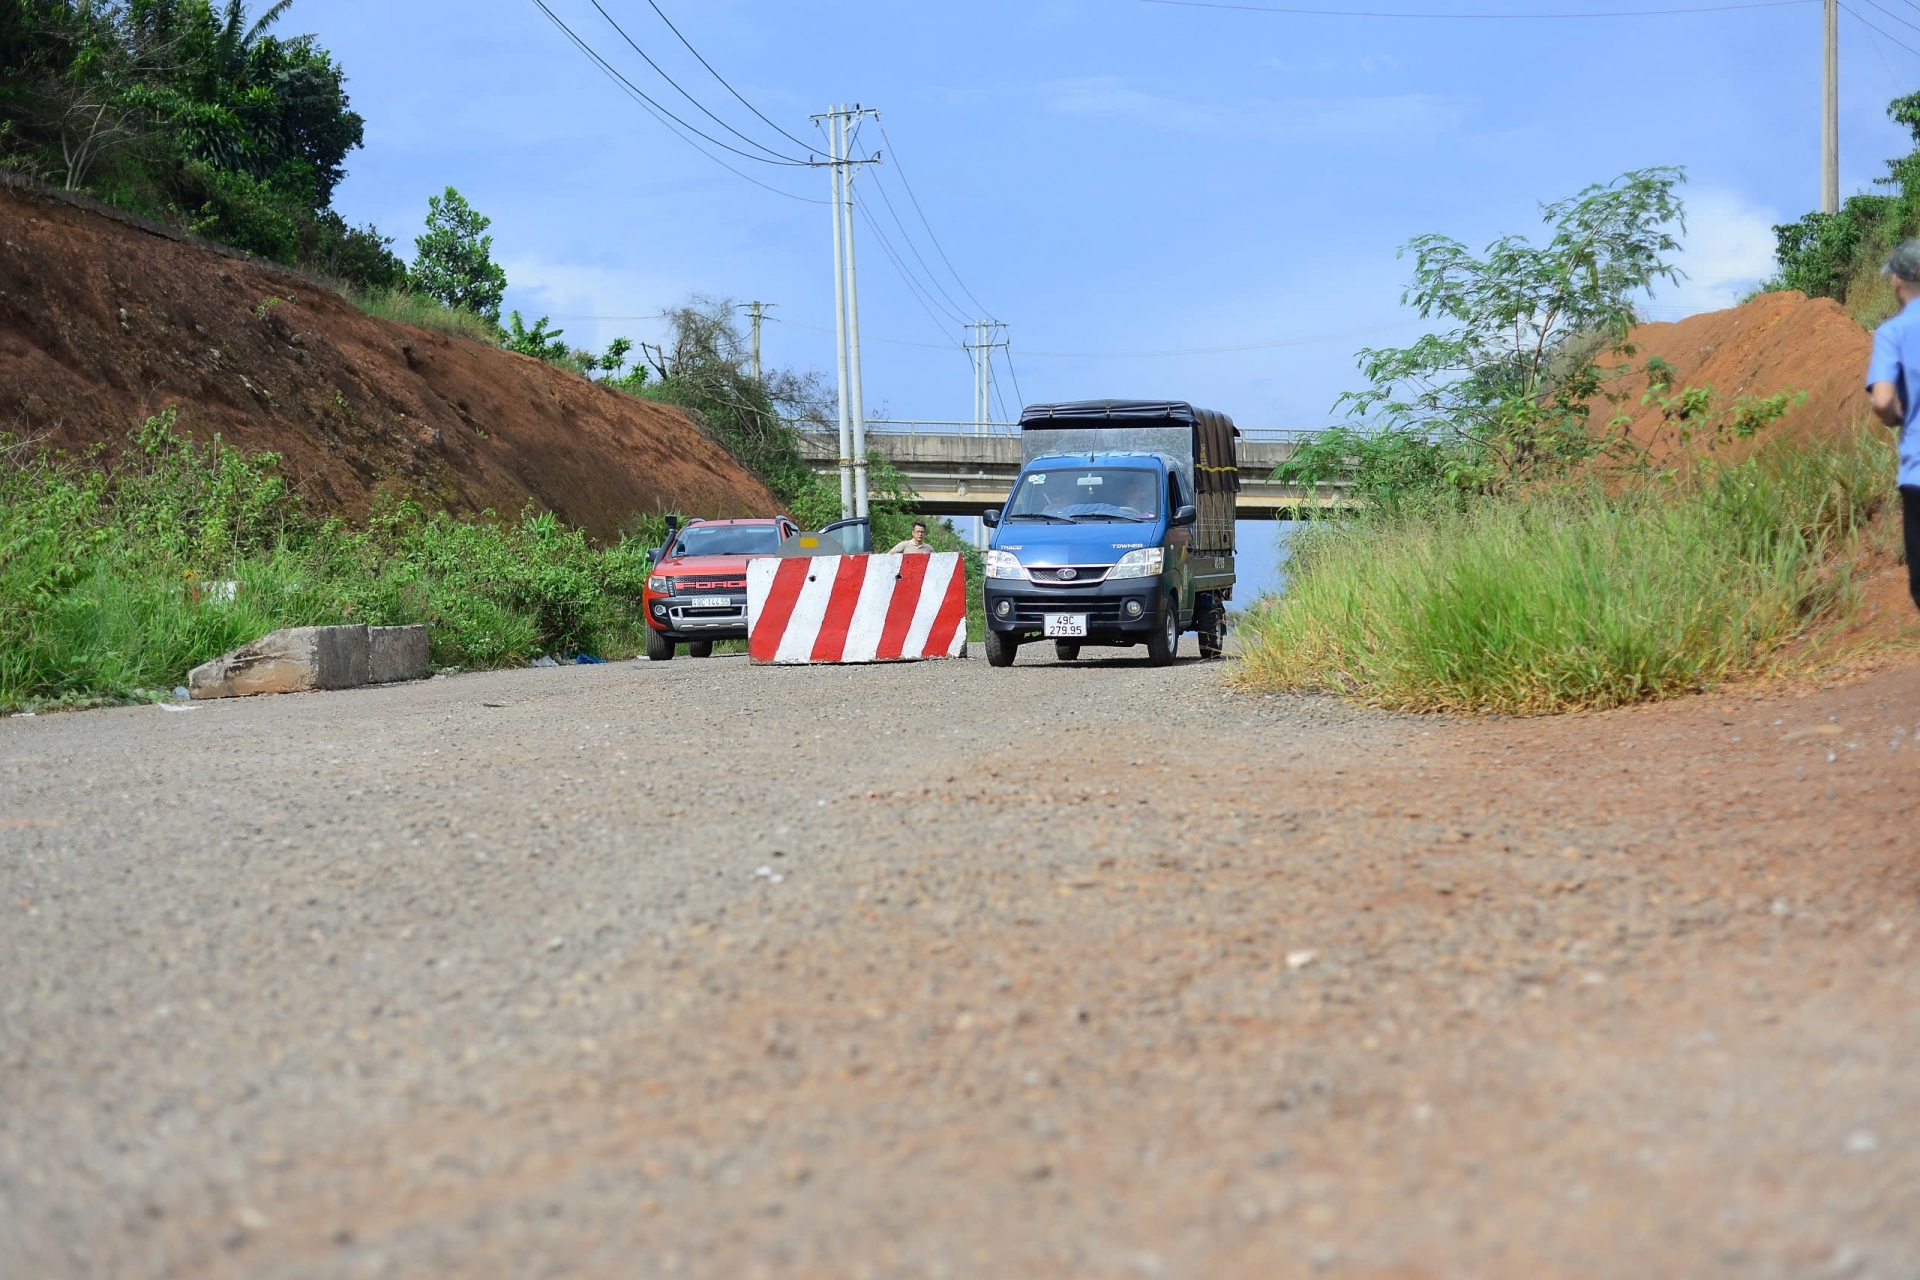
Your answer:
(1026, 565), (1110, 584)
(671, 577), (747, 594)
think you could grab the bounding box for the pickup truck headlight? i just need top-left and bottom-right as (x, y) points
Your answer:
(984, 550), (1027, 580)
(1106, 547), (1164, 580)
(648, 575), (670, 593)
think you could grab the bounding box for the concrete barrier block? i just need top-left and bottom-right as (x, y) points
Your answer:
(188, 624), (371, 699)
(369, 625), (430, 683)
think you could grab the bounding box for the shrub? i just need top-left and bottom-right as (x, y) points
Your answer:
(1233, 428), (1896, 714)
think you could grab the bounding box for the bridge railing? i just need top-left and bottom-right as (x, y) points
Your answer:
(790, 419), (1323, 445)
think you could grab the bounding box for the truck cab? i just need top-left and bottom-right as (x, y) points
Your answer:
(982, 400), (1239, 667)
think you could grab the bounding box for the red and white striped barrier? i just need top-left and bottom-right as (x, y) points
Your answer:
(747, 553), (968, 664)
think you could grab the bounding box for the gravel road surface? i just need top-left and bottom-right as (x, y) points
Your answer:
(4, 644), (1917, 1278)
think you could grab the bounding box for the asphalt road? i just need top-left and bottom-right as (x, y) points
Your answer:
(3, 645), (1917, 1278)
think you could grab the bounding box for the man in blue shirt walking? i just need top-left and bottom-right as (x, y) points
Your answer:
(1867, 240), (1920, 610)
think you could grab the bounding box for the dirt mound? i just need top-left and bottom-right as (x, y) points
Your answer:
(0, 181), (776, 540)
(1606, 290), (1879, 459)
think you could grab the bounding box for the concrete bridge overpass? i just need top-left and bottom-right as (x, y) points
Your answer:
(796, 423), (1348, 519)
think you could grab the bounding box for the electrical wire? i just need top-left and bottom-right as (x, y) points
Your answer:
(875, 121), (992, 318)
(762, 314), (1420, 358)
(1862, 13), (1907, 88)
(528, 0), (812, 170)
(1017, 320), (1417, 358)
(639, 0), (818, 154)
(1000, 347), (1027, 411)
(1142, 0), (1814, 15)
(989, 366), (1013, 425)
(864, 169), (975, 327)
(1843, 1), (1920, 53)
(583, 0), (810, 163)
(852, 194), (970, 348)
(1854, 0), (1920, 35)
(765, 314), (960, 350)
(1850, 0), (1920, 37)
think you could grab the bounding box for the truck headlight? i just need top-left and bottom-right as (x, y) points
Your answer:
(984, 550), (1027, 580)
(648, 576), (670, 593)
(1107, 547), (1164, 580)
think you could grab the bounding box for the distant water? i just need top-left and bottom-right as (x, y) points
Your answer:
(1233, 518), (1300, 605)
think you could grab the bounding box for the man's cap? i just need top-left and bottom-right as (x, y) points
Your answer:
(1886, 240), (1920, 282)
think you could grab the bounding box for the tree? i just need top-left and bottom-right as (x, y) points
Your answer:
(0, 0), (387, 282)
(1285, 167), (1687, 499)
(411, 186), (507, 321)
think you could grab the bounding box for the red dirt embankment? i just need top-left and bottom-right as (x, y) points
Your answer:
(1609, 290), (1877, 455)
(0, 181), (776, 540)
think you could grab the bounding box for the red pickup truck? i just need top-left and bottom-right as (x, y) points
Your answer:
(643, 517), (798, 660)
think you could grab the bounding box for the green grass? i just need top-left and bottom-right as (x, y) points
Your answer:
(343, 286), (502, 344)
(1233, 427), (1896, 714)
(2, 410), (986, 711)
(0, 414), (665, 711)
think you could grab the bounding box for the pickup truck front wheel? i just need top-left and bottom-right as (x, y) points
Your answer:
(1145, 595), (1179, 667)
(985, 629), (1018, 667)
(645, 628), (674, 661)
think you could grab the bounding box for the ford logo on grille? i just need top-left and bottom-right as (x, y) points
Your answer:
(1056, 567), (1078, 580)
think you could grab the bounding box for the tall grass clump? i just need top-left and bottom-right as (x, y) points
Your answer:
(1, 411), (670, 712)
(344, 286), (503, 344)
(1235, 429), (1897, 714)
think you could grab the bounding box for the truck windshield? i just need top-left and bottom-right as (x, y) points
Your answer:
(670, 525), (783, 556)
(1007, 467), (1159, 522)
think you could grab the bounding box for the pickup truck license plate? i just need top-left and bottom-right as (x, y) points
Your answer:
(1044, 613), (1088, 638)
(686, 596), (735, 608)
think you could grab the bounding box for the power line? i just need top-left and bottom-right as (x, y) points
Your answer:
(584, 0), (808, 163)
(638, 0), (818, 154)
(761, 314), (1421, 357)
(1000, 347), (1027, 411)
(1018, 321), (1419, 358)
(765, 314), (960, 350)
(875, 121), (991, 317)
(1141, 0), (1814, 15)
(527, 0), (814, 175)
(852, 195), (970, 347)
(1853, 0), (1920, 34)
(1843, 1), (1920, 52)
(865, 167), (976, 327)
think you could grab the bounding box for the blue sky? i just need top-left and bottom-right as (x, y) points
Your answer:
(300, 0), (1915, 430)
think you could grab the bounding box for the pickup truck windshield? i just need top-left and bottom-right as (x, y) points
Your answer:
(1007, 467), (1159, 522)
(671, 525), (783, 556)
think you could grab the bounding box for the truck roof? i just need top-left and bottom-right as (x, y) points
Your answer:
(1017, 399), (1236, 429)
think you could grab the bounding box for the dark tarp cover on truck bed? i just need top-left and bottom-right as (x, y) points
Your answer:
(1018, 400), (1240, 495)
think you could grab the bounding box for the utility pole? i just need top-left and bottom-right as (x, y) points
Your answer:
(810, 103), (881, 521)
(964, 319), (1008, 551)
(964, 320), (1007, 437)
(743, 301), (773, 383)
(1823, 0), (1838, 214)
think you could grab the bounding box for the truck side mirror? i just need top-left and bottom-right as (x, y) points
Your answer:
(981, 509), (1001, 528)
(647, 546), (663, 565)
(1171, 504), (1198, 527)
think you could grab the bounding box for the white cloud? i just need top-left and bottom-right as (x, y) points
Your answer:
(1639, 188), (1780, 320)
(1041, 77), (1467, 142)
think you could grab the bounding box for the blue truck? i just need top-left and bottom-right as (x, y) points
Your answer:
(981, 399), (1240, 667)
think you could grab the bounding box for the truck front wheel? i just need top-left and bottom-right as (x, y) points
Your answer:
(985, 629), (1019, 667)
(645, 628), (674, 661)
(1145, 596), (1179, 667)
